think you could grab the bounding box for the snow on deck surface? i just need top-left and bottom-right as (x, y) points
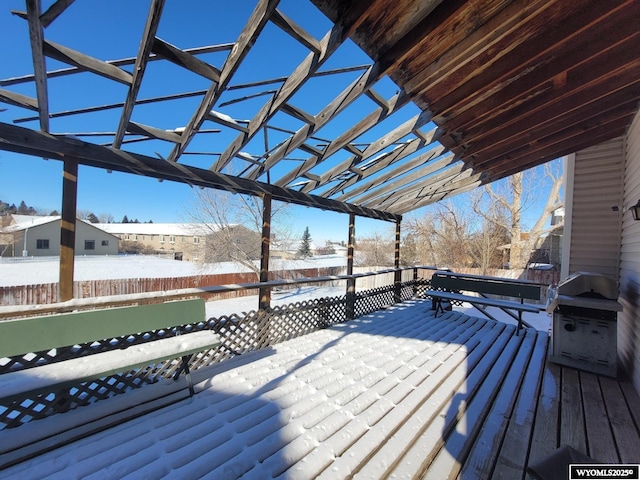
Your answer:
(3, 299), (543, 479)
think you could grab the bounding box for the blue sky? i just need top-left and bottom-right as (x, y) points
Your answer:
(0, 1), (561, 245)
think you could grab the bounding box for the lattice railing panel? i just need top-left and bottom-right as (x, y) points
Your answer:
(1, 282), (422, 430)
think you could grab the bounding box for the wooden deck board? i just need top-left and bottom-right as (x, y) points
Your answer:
(561, 367), (588, 453)
(349, 320), (510, 479)
(581, 372), (619, 462)
(425, 327), (538, 480)
(490, 330), (549, 479)
(599, 376), (640, 464)
(525, 361), (562, 480)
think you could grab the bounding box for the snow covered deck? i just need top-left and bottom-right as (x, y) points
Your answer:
(3, 299), (640, 479)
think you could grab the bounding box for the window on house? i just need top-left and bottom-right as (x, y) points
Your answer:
(160, 235), (165, 243)
(193, 236), (200, 244)
(169, 236), (175, 243)
(36, 239), (49, 249)
(85, 240), (95, 250)
(101, 240), (109, 246)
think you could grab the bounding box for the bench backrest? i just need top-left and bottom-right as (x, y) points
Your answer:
(0, 298), (205, 359)
(431, 273), (541, 301)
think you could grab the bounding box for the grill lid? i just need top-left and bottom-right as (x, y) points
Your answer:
(546, 272), (622, 313)
(556, 271), (618, 299)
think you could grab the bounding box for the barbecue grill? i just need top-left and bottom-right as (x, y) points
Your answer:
(546, 272), (622, 376)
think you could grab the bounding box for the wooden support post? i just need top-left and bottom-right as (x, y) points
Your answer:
(394, 219), (402, 303)
(346, 212), (356, 320)
(59, 157), (78, 302)
(259, 193), (272, 312)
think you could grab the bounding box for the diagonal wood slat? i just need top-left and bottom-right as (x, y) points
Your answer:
(271, 8), (321, 53)
(43, 40), (133, 85)
(0, 89), (38, 111)
(113, 0), (165, 149)
(39, 0), (74, 28)
(166, 0), (280, 164)
(25, 0), (49, 132)
(151, 37), (221, 82)
(212, 23), (348, 173)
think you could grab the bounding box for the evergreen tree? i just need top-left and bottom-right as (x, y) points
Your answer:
(87, 213), (99, 223)
(297, 226), (312, 258)
(122, 215), (129, 223)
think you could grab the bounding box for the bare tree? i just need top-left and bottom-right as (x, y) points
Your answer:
(185, 189), (292, 277)
(468, 193), (510, 273)
(481, 162), (563, 268)
(406, 161), (562, 271)
(98, 213), (115, 223)
(405, 201), (476, 269)
(355, 232), (395, 267)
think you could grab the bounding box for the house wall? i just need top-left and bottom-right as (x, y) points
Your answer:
(22, 221), (117, 256)
(620, 110), (640, 392)
(563, 137), (625, 280)
(117, 232), (205, 261)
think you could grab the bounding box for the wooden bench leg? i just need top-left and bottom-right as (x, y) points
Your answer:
(517, 312), (522, 335)
(174, 355), (195, 397)
(432, 297), (444, 317)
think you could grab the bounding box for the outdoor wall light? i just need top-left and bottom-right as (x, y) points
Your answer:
(631, 200), (640, 221)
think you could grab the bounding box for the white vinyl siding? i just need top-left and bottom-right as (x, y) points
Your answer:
(620, 110), (640, 392)
(565, 137), (625, 280)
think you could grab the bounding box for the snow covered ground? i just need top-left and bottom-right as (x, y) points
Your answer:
(0, 254), (347, 286)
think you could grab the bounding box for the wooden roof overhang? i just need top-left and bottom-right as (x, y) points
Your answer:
(0, 0), (638, 222)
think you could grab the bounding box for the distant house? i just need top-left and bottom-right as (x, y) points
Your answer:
(95, 223), (211, 261)
(0, 215), (119, 257)
(95, 222), (258, 262)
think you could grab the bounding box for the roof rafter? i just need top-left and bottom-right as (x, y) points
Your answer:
(331, 142), (448, 201)
(357, 153), (460, 207)
(369, 165), (479, 212)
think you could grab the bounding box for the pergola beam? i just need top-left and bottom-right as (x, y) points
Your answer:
(0, 121), (401, 223)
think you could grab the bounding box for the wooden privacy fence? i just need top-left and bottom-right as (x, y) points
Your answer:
(0, 266), (347, 306)
(0, 265), (557, 306)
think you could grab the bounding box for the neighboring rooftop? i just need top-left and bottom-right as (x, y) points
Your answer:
(94, 222), (216, 237)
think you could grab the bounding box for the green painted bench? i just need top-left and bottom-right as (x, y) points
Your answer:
(425, 271), (545, 332)
(0, 299), (220, 405)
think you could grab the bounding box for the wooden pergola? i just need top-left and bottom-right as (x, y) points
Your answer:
(1, 0), (638, 301)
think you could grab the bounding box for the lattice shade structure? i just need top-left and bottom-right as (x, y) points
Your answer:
(1, 0), (637, 220)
